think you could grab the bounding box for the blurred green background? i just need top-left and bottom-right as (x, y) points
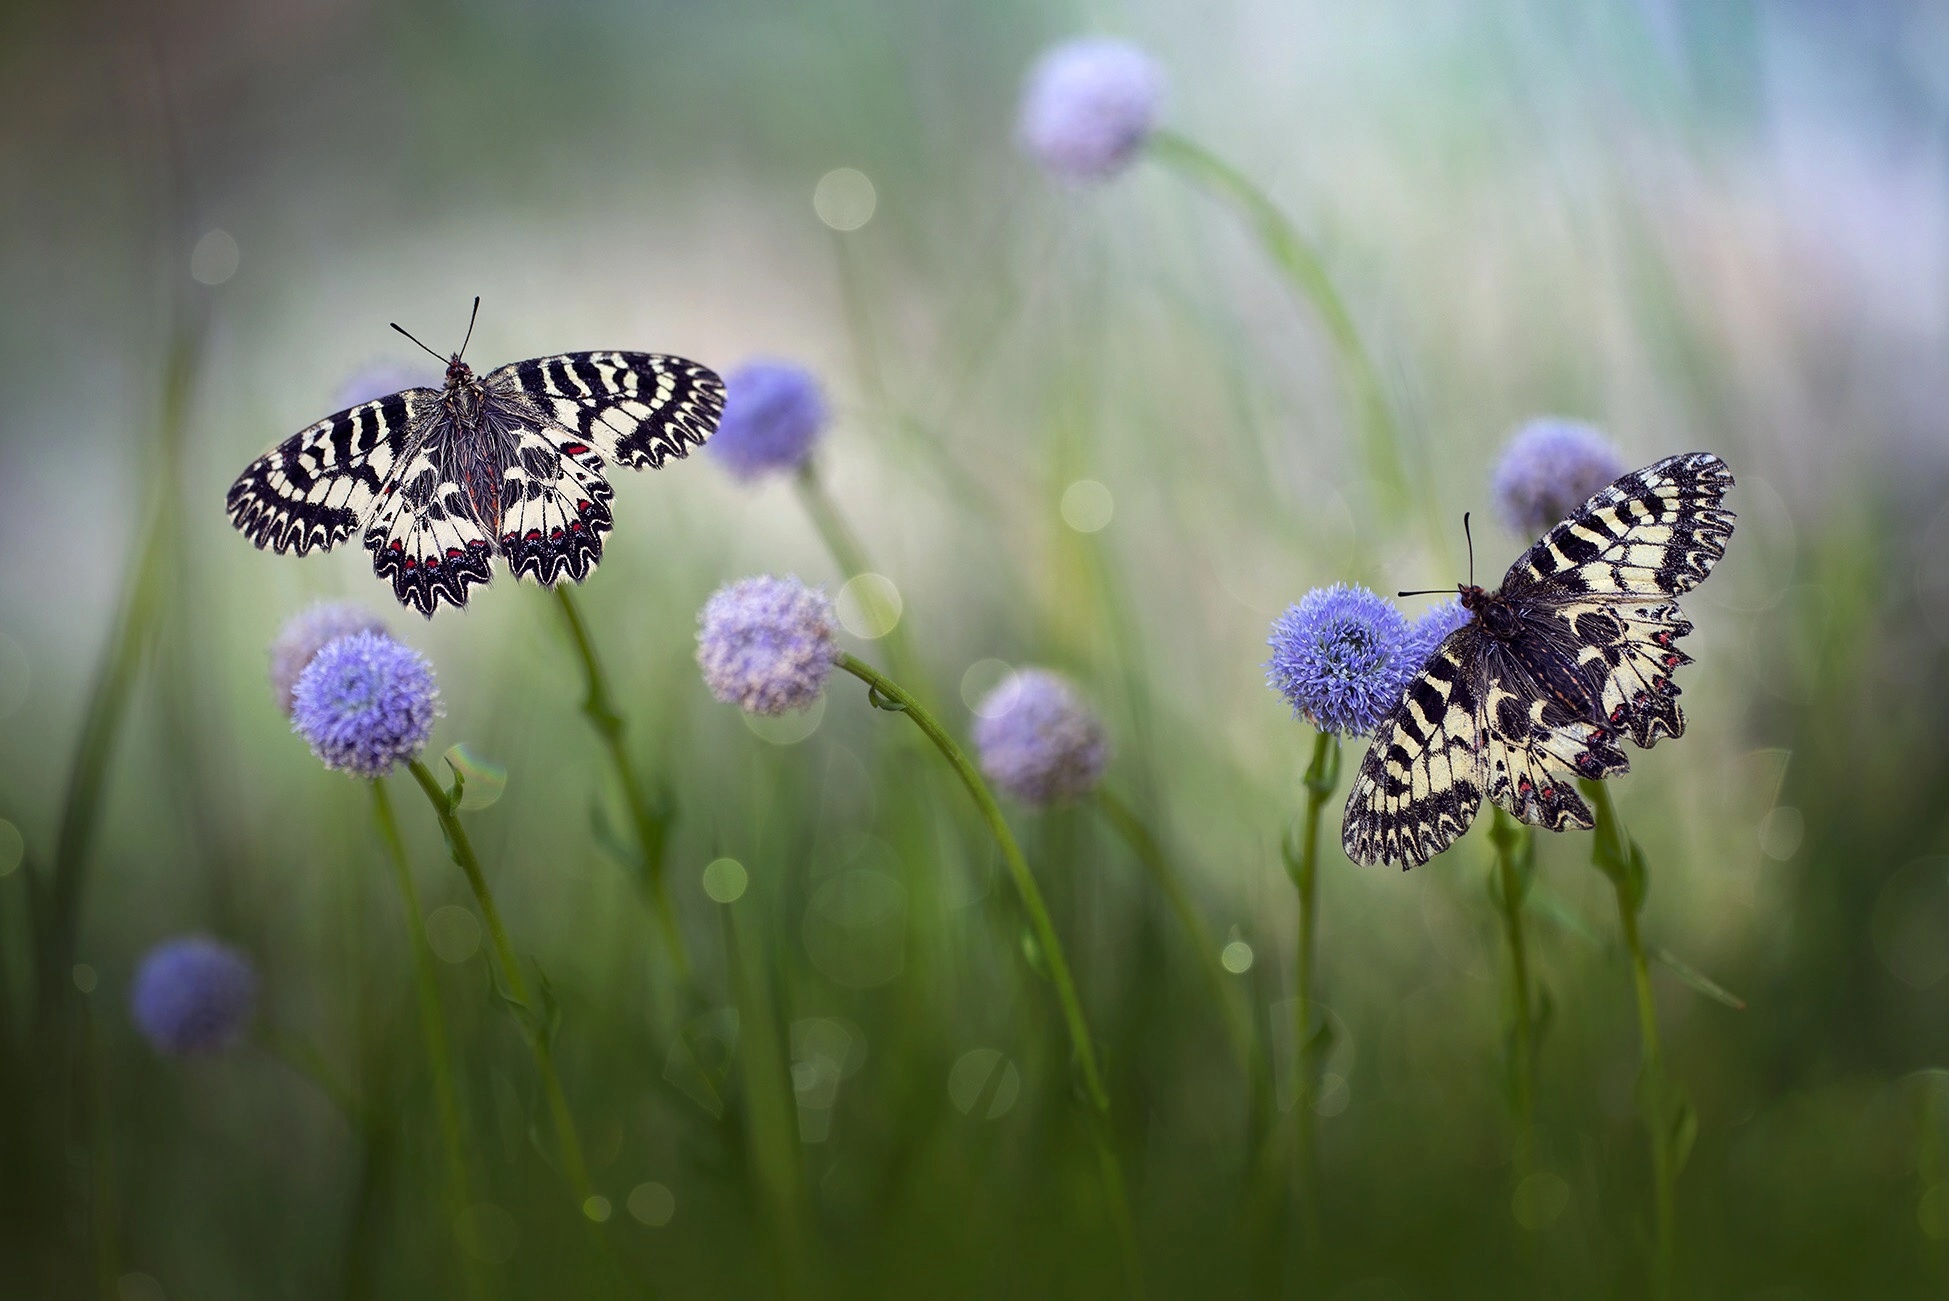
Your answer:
(4, 1), (1949, 1296)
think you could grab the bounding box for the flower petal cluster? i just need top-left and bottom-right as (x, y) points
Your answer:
(707, 361), (829, 481)
(1492, 418), (1627, 539)
(972, 669), (1111, 807)
(291, 631), (441, 778)
(130, 936), (258, 1055)
(1266, 584), (1420, 736)
(697, 576), (838, 715)
(1017, 38), (1165, 182)
(269, 602), (387, 716)
(1405, 598), (1472, 668)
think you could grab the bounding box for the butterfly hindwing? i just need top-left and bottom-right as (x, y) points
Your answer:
(1475, 638), (1631, 832)
(1342, 628), (1488, 868)
(495, 423), (616, 586)
(226, 390), (429, 556)
(497, 351), (724, 470)
(363, 447), (494, 617)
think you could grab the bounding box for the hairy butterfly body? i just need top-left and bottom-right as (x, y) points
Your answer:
(1342, 452), (1735, 868)
(227, 326), (723, 616)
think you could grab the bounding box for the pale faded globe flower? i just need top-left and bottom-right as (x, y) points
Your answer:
(697, 576), (838, 715)
(1405, 598), (1471, 668)
(1266, 584), (1419, 737)
(1492, 418), (1628, 539)
(1017, 38), (1166, 182)
(972, 669), (1110, 807)
(335, 361), (437, 411)
(269, 602), (387, 716)
(130, 936), (258, 1056)
(707, 361), (829, 481)
(291, 631), (441, 778)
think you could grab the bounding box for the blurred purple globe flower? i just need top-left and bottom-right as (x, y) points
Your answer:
(130, 936), (257, 1056)
(973, 669), (1111, 807)
(707, 361), (829, 482)
(269, 602), (387, 717)
(697, 575), (838, 715)
(291, 631), (441, 778)
(1266, 584), (1419, 737)
(1405, 598), (1472, 667)
(1017, 37), (1166, 183)
(1492, 418), (1627, 539)
(335, 361), (438, 412)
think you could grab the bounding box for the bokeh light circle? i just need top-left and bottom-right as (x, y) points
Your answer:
(814, 168), (877, 231)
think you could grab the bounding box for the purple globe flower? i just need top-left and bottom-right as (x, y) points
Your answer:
(269, 602), (387, 716)
(1266, 584), (1419, 736)
(1017, 37), (1166, 183)
(707, 362), (828, 481)
(973, 669), (1111, 807)
(291, 631), (441, 778)
(1492, 418), (1627, 539)
(697, 576), (838, 715)
(1405, 598), (1472, 667)
(130, 936), (257, 1055)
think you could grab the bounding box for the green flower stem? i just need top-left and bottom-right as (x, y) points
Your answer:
(794, 464), (928, 696)
(406, 759), (594, 1211)
(1094, 787), (1253, 1079)
(371, 782), (491, 1301)
(834, 653), (1142, 1294)
(1149, 130), (1411, 520)
(1582, 779), (1676, 1300)
(1489, 809), (1539, 1171)
(551, 585), (689, 980)
(1284, 730), (1340, 1250)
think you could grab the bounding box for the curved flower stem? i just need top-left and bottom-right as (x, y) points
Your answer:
(1488, 809), (1539, 1177)
(834, 653), (1142, 1294)
(406, 759), (594, 1211)
(1148, 131), (1414, 524)
(1094, 788), (1253, 1079)
(1582, 778), (1677, 1300)
(551, 585), (690, 981)
(370, 782), (491, 1301)
(1283, 730), (1340, 1254)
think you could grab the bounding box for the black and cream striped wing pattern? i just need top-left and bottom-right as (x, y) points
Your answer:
(1343, 452), (1735, 868)
(226, 391), (431, 557)
(495, 351), (724, 470)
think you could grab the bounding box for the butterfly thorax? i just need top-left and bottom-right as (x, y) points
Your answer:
(1459, 583), (1523, 640)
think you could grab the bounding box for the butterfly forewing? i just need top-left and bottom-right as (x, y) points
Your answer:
(1343, 451), (1735, 868)
(226, 390), (429, 556)
(500, 351), (724, 470)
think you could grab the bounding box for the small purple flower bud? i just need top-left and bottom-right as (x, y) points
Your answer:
(707, 362), (829, 481)
(1017, 38), (1166, 183)
(697, 576), (838, 715)
(972, 669), (1111, 807)
(1492, 418), (1628, 539)
(130, 936), (257, 1056)
(269, 602), (388, 717)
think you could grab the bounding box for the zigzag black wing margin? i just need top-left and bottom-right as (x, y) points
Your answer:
(1342, 628), (1489, 869)
(226, 390), (430, 556)
(494, 352), (724, 470)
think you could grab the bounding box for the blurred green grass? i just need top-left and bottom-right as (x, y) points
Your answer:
(2, 1), (1949, 1296)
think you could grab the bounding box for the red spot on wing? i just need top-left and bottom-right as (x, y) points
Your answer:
(561, 442), (589, 456)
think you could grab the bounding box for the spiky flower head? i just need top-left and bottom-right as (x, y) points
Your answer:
(973, 669), (1111, 807)
(269, 602), (388, 716)
(1492, 418), (1627, 539)
(1406, 598), (1472, 667)
(707, 361), (829, 481)
(1017, 37), (1166, 183)
(697, 576), (838, 715)
(130, 936), (257, 1056)
(290, 631), (441, 778)
(1266, 584), (1419, 736)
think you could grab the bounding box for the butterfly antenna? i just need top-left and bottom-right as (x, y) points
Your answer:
(390, 321), (446, 364)
(1464, 511), (1475, 587)
(458, 296), (480, 359)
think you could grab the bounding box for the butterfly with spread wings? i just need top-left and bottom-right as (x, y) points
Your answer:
(226, 302), (724, 616)
(1342, 452), (1736, 868)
